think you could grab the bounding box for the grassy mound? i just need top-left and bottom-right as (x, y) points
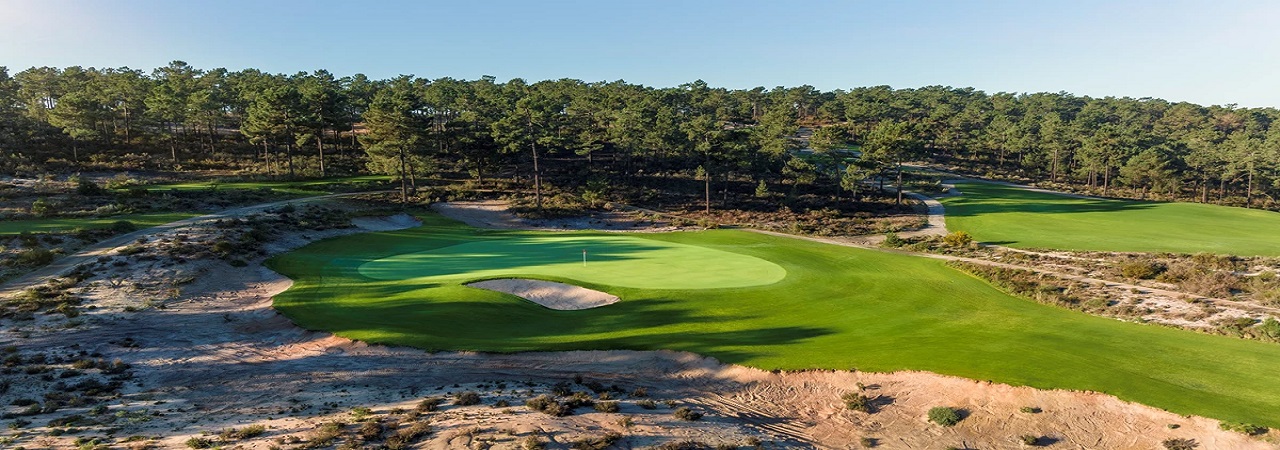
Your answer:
(270, 215), (1280, 427)
(940, 181), (1280, 255)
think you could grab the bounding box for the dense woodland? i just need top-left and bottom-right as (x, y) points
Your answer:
(4, 61), (1280, 211)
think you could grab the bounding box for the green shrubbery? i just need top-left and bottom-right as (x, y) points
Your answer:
(927, 406), (962, 426)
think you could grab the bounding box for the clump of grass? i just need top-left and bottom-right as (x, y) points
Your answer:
(593, 401), (620, 413)
(416, 397), (442, 412)
(1019, 434), (1041, 445)
(1219, 421), (1267, 435)
(1019, 406), (1041, 414)
(842, 392), (873, 413)
(454, 391), (481, 406)
(569, 431), (622, 450)
(219, 424), (266, 440)
(927, 406), (962, 427)
(184, 437), (214, 449)
(672, 406), (703, 421)
(384, 422), (432, 450)
(526, 395), (570, 417)
(520, 436), (547, 450)
(1162, 438), (1199, 450)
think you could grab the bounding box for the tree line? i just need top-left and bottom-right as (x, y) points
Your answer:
(4, 61), (1280, 210)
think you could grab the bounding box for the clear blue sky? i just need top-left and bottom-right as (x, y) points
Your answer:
(2, 0), (1278, 107)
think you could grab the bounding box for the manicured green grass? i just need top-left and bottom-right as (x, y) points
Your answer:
(0, 212), (199, 235)
(271, 215), (1280, 427)
(134, 175), (391, 195)
(358, 235), (785, 289)
(940, 181), (1280, 255)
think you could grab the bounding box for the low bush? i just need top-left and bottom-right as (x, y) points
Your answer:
(184, 437), (214, 449)
(220, 424), (266, 440)
(593, 401), (619, 413)
(927, 406), (961, 427)
(1120, 260), (1165, 279)
(842, 392), (873, 413)
(942, 231), (973, 247)
(672, 406), (703, 421)
(1162, 438), (1199, 450)
(1219, 421), (1267, 435)
(636, 399), (657, 410)
(526, 395), (571, 417)
(416, 397), (442, 412)
(454, 391), (481, 406)
(569, 431), (622, 450)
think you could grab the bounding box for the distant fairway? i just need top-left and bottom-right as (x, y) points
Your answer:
(271, 215), (1280, 427)
(0, 212), (199, 235)
(940, 181), (1280, 255)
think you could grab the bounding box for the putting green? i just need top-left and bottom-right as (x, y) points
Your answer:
(357, 235), (786, 289)
(270, 215), (1280, 428)
(941, 181), (1280, 255)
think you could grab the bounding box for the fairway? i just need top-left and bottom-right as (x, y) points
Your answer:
(358, 235), (786, 289)
(271, 215), (1280, 428)
(0, 212), (199, 235)
(134, 175), (392, 195)
(940, 181), (1280, 255)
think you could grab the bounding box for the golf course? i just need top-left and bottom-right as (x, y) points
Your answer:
(941, 181), (1280, 255)
(270, 214), (1280, 428)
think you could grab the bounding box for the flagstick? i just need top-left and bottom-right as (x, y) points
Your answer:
(582, 249), (587, 267)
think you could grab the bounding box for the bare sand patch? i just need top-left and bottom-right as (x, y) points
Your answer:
(467, 278), (620, 310)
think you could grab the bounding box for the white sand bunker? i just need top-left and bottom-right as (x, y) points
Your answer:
(466, 279), (620, 310)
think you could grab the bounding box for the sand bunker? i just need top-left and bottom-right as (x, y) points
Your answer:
(467, 278), (619, 310)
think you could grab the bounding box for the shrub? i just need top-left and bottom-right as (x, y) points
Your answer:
(454, 391), (481, 406)
(842, 392), (872, 412)
(384, 422), (432, 449)
(1019, 406), (1041, 414)
(220, 424), (266, 440)
(184, 437), (214, 449)
(882, 232), (906, 248)
(1219, 421), (1267, 435)
(526, 395), (570, 417)
(1162, 438), (1198, 450)
(672, 406), (703, 421)
(942, 231), (973, 247)
(76, 178), (105, 196)
(416, 397), (442, 412)
(351, 406), (373, 420)
(357, 420), (384, 441)
(593, 401), (619, 413)
(927, 406), (961, 427)
(520, 436), (547, 450)
(30, 198), (51, 217)
(859, 437), (877, 447)
(1019, 434), (1040, 445)
(636, 399), (657, 410)
(109, 220), (136, 233)
(569, 432), (622, 450)
(15, 248), (55, 266)
(1121, 261), (1165, 279)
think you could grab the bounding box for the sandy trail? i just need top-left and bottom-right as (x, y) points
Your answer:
(0, 199), (1273, 448)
